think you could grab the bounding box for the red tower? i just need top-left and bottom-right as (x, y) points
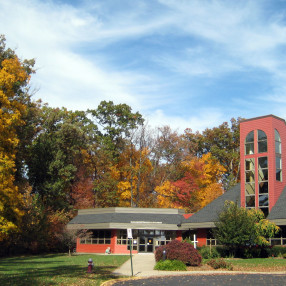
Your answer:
(240, 115), (286, 217)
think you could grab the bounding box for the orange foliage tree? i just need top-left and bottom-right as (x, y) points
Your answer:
(0, 36), (33, 240)
(155, 153), (226, 213)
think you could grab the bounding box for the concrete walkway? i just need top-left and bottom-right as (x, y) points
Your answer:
(112, 253), (286, 278)
(112, 253), (227, 277)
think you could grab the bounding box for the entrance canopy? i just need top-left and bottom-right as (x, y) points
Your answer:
(68, 207), (187, 231)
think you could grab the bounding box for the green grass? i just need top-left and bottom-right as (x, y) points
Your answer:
(227, 258), (286, 271)
(203, 258), (286, 272)
(0, 254), (129, 286)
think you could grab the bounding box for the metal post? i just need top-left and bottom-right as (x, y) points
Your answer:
(129, 238), (133, 276)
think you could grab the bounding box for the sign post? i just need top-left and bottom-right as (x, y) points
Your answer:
(127, 228), (133, 276)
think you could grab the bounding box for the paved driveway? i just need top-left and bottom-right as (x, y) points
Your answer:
(111, 274), (286, 286)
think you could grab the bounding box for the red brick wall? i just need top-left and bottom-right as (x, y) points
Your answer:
(240, 116), (286, 211)
(196, 228), (207, 247)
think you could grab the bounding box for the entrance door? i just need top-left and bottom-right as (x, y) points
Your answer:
(139, 237), (154, 252)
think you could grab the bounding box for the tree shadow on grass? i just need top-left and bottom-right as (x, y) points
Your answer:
(0, 259), (120, 286)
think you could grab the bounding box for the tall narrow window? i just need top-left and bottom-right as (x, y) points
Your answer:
(245, 131), (254, 155)
(245, 158), (255, 209)
(275, 129), (282, 181)
(258, 130), (267, 153)
(258, 156), (269, 217)
(275, 129), (281, 154)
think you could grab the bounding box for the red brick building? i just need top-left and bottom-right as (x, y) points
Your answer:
(68, 115), (286, 253)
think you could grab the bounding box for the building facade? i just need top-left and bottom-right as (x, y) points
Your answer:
(68, 115), (286, 253)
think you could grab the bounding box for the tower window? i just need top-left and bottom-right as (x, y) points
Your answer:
(245, 131), (254, 155)
(258, 130), (267, 153)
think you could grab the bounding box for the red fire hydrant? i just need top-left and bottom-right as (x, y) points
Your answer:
(87, 258), (94, 273)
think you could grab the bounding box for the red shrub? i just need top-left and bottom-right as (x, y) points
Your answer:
(155, 240), (202, 266)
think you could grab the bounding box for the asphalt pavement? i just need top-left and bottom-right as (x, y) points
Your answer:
(106, 253), (286, 286)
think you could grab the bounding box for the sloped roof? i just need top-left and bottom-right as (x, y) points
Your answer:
(183, 184), (241, 228)
(68, 208), (184, 230)
(69, 213), (182, 225)
(267, 186), (286, 224)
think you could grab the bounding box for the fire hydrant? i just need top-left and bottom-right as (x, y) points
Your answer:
(87, 258), (94, 273)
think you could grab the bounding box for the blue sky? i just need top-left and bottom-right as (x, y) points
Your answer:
(1, 0), (286, 132)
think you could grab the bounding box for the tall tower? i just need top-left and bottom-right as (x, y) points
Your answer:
(240, 115), (286, 217)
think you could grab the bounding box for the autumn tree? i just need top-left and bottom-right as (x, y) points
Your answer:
(184, 118), (243, 190)
(155, 153), (225, 212)
(89, 101), (145, 207)
(0, 35), (34, 241)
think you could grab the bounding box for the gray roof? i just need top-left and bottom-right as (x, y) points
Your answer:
(268, 186), (286, 224)
(183, 184), (241, 227)
(69, 213), (182, 225)
(67, 208), (184, 230)
(68, 183), (286, 230)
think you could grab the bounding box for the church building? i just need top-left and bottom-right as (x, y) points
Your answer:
(68, 115), (286, 253)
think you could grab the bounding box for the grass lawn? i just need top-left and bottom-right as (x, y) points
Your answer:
(0, 254), (129, 286)
(227, 258), (286, 272)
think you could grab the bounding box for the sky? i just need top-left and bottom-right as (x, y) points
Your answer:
(1, 0), (286, 132)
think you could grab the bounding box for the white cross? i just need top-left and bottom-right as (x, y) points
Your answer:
(192, 234), (198, 249)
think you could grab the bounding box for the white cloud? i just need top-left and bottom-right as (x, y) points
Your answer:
(1, 0), (286, 132)
(145, 108), (224, 133)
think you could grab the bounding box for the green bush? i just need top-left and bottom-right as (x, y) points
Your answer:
(207, 258), (233, 270)
(282, 253), (286, 259)
(154, 259), (187, 271)
(155, 240), (202, 266)
(198, 246), (220, 259)
(266, 246), (286, 258)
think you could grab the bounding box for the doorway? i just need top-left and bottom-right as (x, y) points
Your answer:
(139, 237), (154, 252)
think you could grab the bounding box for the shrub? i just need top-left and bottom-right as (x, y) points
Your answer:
(198, 246), (220, 259)
(266, 246), (286, 258)
(155, 239), (202, 266)
(207, 258), (233, 270)
(154, 259), (187, 271)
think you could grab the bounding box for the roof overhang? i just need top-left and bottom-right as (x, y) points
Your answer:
(67, 222), (185, 230)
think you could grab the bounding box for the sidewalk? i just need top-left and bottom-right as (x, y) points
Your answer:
(112, 253), (286, 278)
(112, 253), (230, 277)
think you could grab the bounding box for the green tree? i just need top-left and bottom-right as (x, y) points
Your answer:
(89, 101), (144, 207)
(27, 106), (98, 210)
(213, 201), (280, 256)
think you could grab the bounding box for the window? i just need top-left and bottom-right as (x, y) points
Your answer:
(275, 129), (281, 154)
(258, 130), (267, 153)
(275, 130), (282, 181)
(258, 156), (269, 216)
(117, 230), (138, 250)
(80, 230), (111, 244)
(245, 131), (254, 155)
(245, 158), (255, 208)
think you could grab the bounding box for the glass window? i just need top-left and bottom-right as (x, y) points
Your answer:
(245, 183), (255, 195)
(246, 196), (255, 207)
(258, 130), (267, 153)
(259, 195), (269, 207)
(258, 156), (269, 215)
(258, 157), (268, 169)
(245, 158), (255, 170)
(259, 182), (268, 194)
(275, 129), (281, 154)
(245, 131), (254, 154)
(276, 156), (282, 182)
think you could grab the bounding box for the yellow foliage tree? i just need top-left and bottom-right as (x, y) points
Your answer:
(117, 146), (153, 207)
(0, 55), (30, 241)
(183, 153), (226, 210)
(155, 180), (178, 209)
